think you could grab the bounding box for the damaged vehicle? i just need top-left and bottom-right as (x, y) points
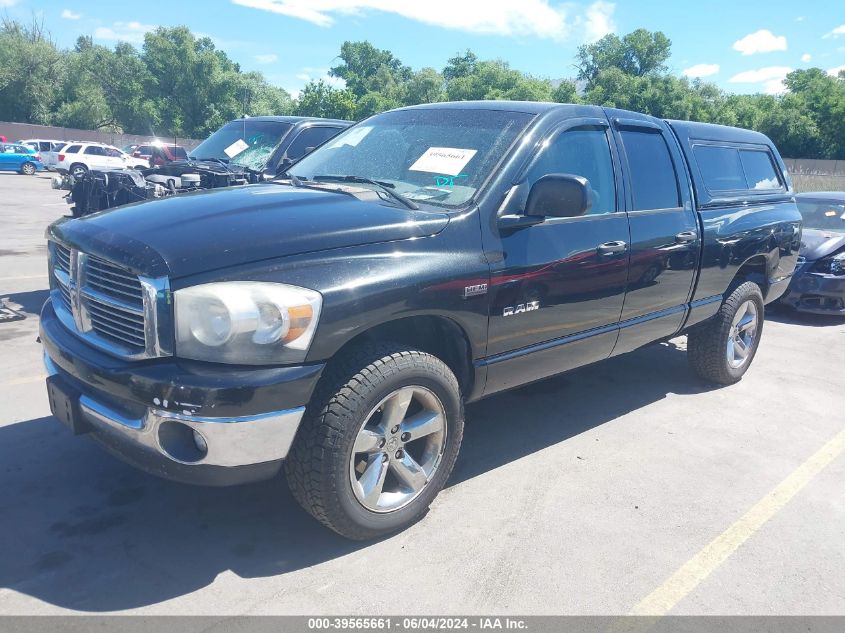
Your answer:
(779, 192), (845, 315)
(53, 116), (351, 217)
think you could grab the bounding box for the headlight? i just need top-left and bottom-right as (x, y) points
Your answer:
(174, 282), (322, 364)
(815, 251), (845, 276)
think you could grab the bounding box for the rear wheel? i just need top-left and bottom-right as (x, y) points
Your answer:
(285, 343), (464, 540)
(69, 163), (87, 179)
(20, 161), (36, 175)
(688, 281), (764, 385)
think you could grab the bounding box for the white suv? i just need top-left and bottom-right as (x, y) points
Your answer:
(55, 142), (150, 178)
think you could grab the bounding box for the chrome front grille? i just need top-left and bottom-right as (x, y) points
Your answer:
(49, 241), (171, 359)
(86, 256), (144, 307)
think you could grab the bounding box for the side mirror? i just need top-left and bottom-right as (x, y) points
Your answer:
(525, 174), (592, 218)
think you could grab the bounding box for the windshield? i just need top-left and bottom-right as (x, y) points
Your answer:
(189, 120), (293, 170)
(798, 200), (845, 233)
(289, 108), (534, 208)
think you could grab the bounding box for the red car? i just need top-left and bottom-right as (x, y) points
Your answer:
(130, 143), (188, 167)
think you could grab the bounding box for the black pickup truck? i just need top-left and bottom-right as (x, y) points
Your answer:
(40, 101), (802, 539)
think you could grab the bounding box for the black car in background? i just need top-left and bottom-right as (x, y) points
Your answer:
(187, 116), (352, 176)
(62, 116), (352, 216)
(780, 192), (845, 315)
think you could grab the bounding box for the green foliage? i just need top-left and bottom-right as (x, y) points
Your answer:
(0, 18), (291, 139)
(293, 80), (357, 120)
(576, 29), (672, 84)
(0, 17), (63, 124)
(1, 18), (844, 158)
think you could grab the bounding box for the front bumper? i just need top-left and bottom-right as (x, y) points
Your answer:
(779, 262), (845, 315)
(40, 299), (325, 485)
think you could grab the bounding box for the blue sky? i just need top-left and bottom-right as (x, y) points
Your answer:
(4, 0), (844, 97)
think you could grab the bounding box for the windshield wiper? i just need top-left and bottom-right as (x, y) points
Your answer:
(311, 175), (419, 210)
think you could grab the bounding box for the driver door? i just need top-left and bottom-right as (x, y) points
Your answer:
(483, 117), (631, 394)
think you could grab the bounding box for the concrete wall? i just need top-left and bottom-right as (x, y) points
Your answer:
(0, 121), (202, 151)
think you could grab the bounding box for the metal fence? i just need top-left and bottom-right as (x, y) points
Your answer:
(0, 121), (202, 151)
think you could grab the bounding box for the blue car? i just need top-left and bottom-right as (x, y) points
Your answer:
(0, 143), (44, 175)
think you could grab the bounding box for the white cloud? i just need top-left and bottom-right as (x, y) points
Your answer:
(729, 66), (792, 94)
(0, 0), (19, 7)
(732, 29), (787, 55)
(61, 9), (81, 19)
(295, 68), (346, 89)
(828, 65), (845, 77)
(823, 25), (845, 39)
(93, 21), (156, 43)
(801, 53), (812, 62)
(795, 16), (805, 22)
(231, 0), (616, 41)
(682, 63), (720, 78)
(255, 53), (278, 63)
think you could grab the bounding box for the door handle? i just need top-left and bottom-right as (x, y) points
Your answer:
(675, 231), (697, 244)
(596, 240), (627, 255)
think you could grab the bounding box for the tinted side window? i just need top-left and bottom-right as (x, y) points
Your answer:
(39, 142), (50, 151)
(83, 146), (104, 156)
(739, 150), (781, 190)
(620, 130), (680, 210)
(693, 145), (745, 191)
(64, 145), (81, 154)
(286, 127), (342, 161)
(523, 127), (617, 214)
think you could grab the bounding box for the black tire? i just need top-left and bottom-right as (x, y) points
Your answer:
(688, 281), (765, 385)
(69, 163), (87, 179)
(285, 343), (464, 540)
(20, 161), (36, 176)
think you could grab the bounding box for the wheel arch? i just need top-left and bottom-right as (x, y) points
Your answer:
(324, 314), (476, 398)
(728, 254), (769, 297)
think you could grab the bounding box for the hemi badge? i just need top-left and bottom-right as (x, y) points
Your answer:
(463, 283), (488, 298)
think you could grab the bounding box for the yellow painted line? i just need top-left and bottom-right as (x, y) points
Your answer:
(630, 426), (845, 617)
(1, 373), (46, 387)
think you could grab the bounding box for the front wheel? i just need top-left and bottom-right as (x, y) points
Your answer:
(285, 344), (464, 540)
(688, 281), (764, 385)
(20, 161), (36, 175)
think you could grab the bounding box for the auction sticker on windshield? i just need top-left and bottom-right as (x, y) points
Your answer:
(224, 139), (249, 158)
(410, 147), (477, 176)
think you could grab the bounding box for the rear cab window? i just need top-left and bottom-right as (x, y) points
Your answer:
(692, 143), (783, 194)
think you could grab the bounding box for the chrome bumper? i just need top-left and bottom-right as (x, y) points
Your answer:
(44, 353), (305, 469)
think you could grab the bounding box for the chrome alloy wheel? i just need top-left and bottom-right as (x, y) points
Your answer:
(349, 386), (447, 513)
(726, 299), (758, 369)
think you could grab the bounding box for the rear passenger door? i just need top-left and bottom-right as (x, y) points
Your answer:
(609, 115), (700, 354)
(82, 145), (109, 170)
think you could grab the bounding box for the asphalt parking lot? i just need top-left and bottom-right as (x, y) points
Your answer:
(0, 172), (843, 616)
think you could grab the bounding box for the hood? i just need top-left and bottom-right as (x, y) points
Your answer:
(49, 184), (450, 279)
(800, 228), (845, 261)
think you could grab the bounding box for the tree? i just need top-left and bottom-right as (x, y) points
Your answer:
(0, 17), (63, 124)
(402, 68), (445, 106)
(294, 80), (357, 120)
(329, 41), (411, 99)
(576, 29), (671, 85)
(442, 50), (478, 81)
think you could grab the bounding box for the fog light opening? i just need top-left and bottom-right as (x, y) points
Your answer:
(157, 421), (208, 464)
